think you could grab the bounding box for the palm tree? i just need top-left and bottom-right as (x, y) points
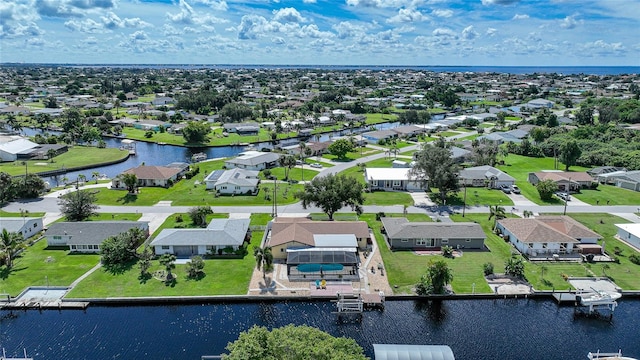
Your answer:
(523, 210), (534, 218)
(92, 171), (101, 184)
(488, 205), (506, 230)
(0, 229), (25, 269)
(77, 174), (87, 186)
(254, 246), (274, 281)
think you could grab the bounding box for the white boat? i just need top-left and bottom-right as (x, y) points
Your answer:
(578, 289), (622, 306)
(191, 152), (207, 162)
(588, 350), (638, 360)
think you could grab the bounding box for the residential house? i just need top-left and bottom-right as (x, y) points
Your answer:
(458, 165), (515, 188)
(0, 138), (39, 161)
(615, 223), (640, 250)
(224, 151), (280, 171)
(613, 171), (640, 192)
(496, 216), (601, 259)
(364, 168), (425, 191)
(361, 130), (398, 144)
(203, 168), (260, 195)
(476, 132), (523, 144)
(150, 218), (250, 257)
(152, 96), (174, 106)
(0, 217), (44, 239)
(44, 221), (149, 252)
(265, 217), (371, 260)
(112, 165), (184, 189)
(381, 217), (486, 250)
(391, 125), (424, 139)
(527, 98), (555, 109)
(587, 166), (627, 178)
(223, 122), (261, 135)
(528, 171), (595, 191)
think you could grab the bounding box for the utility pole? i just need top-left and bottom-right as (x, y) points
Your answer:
(272, 177), (278, 218)
(462, 184), (467, 217)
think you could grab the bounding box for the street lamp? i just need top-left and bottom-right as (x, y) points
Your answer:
(271, 176), (278, 218)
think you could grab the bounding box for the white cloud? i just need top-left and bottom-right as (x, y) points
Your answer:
(346, 0), (418, 8)
(486, 27), (497, 36)
(303, 0), (317, 3)
(167, 0), (227, 26)
(431, 9), (453, 18)
(101, 12), (151, 30)
(64, 18), (106, 33)
(387, 8), (427, 23)
(461, 25), (478, 40)
(237, 15), (278, 39)
(272, 36), (286, 44)
(272, 7), (306, 23)
(482, 0), (520, 5)
(432, 27), (457, 38)
(332, 21), (367, 39)
(581, 39), (625, 54)
(560, 15), (579, 29)
(512, 14), (529, 20)
(193, 0), (228, 11)
(25, 37), (45, 47)
(298, 24), (334, 38)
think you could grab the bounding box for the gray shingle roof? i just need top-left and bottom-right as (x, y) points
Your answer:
(45, 221), (149, 245)
(0, 217), (38, 233)
(459, 165), (515, 182)
(150, 218), (249, 247)
(381, 217), (486, 239)
(214, 168), (259, 187)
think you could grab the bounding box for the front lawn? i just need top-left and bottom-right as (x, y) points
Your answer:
(429, 187), (513, 207)
(572, 184), (640, 206)
(0, 239), (100, 297)
(322, 149), (382, 162)
(497, 154), (589, 205)
(365, 191), (413, 206)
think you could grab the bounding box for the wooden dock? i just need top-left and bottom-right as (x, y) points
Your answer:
(1, 300), (89, 310)
(361, 293), (385, 309)
(552, 292), (578, 304)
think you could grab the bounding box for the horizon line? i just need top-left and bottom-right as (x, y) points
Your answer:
(2, 63), (640, 68)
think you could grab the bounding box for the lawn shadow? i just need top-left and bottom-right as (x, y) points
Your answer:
(0, 265), (26, 280)
(138, 272), (152, 284)
(104, 260), (136, 275)
(117, 193), (139, 204)
(187, 273), (207, 281)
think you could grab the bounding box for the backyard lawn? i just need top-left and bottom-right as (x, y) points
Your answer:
(497, 154), (589, 205)
(0, 239), (101, 297)
(0, 146), (129, 176)
(322, 149), (382, 162)
(572, 184), (640, 206)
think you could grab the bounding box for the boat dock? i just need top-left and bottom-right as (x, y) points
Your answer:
(1, 300), (89, 311)
(1, 348), (33, 360)
(331, 292), (385, 320)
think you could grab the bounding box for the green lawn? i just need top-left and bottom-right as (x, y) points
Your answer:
(376, 141), (413, 150)
(0, 239), (101, 296)
(573, 184), (640, 206)
(322, 149), (382, 162)
(429, 187), (513, 207)
(0, 210), (46, 218)
(365, 191), (413, 206)
(365, 113), (397, 124)
(0, 146), (129, 176)
(67, 229), (262, 298)
(436, 131), (459, 138)
(497, 154), (589, 205)
(456, 134), (480, 141)
(261, 166), (319, 182)
(92, 159), (303, 206)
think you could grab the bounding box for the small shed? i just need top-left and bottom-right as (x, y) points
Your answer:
(373, 344), (455, 360)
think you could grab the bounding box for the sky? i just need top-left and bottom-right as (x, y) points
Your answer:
(1, 0), (640, 66)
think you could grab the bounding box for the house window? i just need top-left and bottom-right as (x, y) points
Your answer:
(70, 245), (76, 250)
(416, 239), (427, 245)
(161, 245), (170, 250)
(542, 243), (548, 249)
(441, 239), (449, 244)
(393, 180), (401, 187)
(235, 186), (241, 190)
(53, 236), (62, 240)
(401, 239), (408, 242)
(466, 239), (471, 242)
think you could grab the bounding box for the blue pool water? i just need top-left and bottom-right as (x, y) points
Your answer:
(297, 263), (344, 272)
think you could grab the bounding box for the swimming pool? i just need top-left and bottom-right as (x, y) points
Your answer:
(296, 263), (344, 273)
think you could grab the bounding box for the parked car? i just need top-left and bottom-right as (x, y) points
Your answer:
(500, 184), (511, 194)
(310, 163), (322, 168)
(511, 185), (521, 194)
(556, 192), (570, 201)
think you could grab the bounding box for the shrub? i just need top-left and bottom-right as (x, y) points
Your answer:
(376, 212), (386, 221)
(614, 246), (622, 255)
(442, 245), (454, 258)
(175, 214), (183, 223)
(630, 254), (640, 265)
(483, 262), (494, 276)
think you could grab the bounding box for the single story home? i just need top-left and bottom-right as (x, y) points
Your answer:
(604, 170), (640, 192)
(0, 217), (44, 239)
(150, 218), (250, 257)
(527, 98), (555, 109)
(112, 165), (184, 189)
(476, 132), (523, 144)
(587, 166), (627, 178)
(528, 171), (595, 191)
(0, 138), (39, 162)
(391, 125), (425, 138)
(364, 168), (425, 191)
(381, 217), (486, 250)
(615, 223), (640, 250)
(203, 168), (260, 195)
(265, 217), (371, 260)
(458, 165), (515, 188)
(496, 216), (601, 259)
(224, 151), (280, 171)
(361, 130), (398, 144)
(44, 221), (149, 252)
(223, 122), (261, 134)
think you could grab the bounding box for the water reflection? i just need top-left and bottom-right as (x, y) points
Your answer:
(415, 299), (447, 324)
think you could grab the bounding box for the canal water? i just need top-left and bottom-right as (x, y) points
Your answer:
(1, 299), (639, 359)
(23, 122), (398, 184)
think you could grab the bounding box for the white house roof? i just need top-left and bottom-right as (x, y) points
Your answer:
(373, 344), (456, 360)
(616, 223), (640, 238)
(365, 168), (414, 181)
(214, 168), (260, 187)
(150, 218), (249, 247)
(225, 151), (280, 166)
(0, 217), (39, 233)
(0, 138), (38, 155)
(313, 234), (358, 248)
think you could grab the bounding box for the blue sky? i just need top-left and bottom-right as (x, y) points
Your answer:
(1, 0), (639, 65)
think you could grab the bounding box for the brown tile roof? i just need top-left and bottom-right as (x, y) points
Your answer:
(532, 171), (594, 183)
(535, 215), (602, 239)
(268, 217), (370, 247)
(123, 165), (181, 180)
(497, 218), (579, 243)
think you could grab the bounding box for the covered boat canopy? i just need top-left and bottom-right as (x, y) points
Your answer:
(373, 344), (455, 360)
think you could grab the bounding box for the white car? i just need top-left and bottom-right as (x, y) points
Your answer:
(310, 163), (322, 168)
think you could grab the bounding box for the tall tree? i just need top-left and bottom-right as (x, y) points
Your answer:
(409, 144), (460, 203)
(224, 325), (367, 360)
(415, 259), (453, 295)
(559, 139), (582, 171)
(295, 173), (364, 220)
(536, 179), (558, 201)
(254, 246), (274, 280)
(188, 206), (213, 227)
(186, 255), (206, 279)
(182, 121), (211, 144)
(119, 173), (138, 194)
(328, 138), (355, 160)
(0, 229), (25, 269)
(92, 171), (101, 184)
(505, 255), (525, 279)
(58, 189), (99, 221)
(488, 205), (506, 230)
(0, 172), (16, 205)
(279, 155), (297, 180)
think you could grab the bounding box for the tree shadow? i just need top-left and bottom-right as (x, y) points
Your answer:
(0, 265), (27, 280)
(103, 260), (136, 275)
(186, 272), (206, 281)
(117, 193), (139, 204)
(138, 272), (152, 284)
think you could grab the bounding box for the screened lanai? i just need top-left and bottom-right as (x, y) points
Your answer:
(286, 248), (360, 279)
